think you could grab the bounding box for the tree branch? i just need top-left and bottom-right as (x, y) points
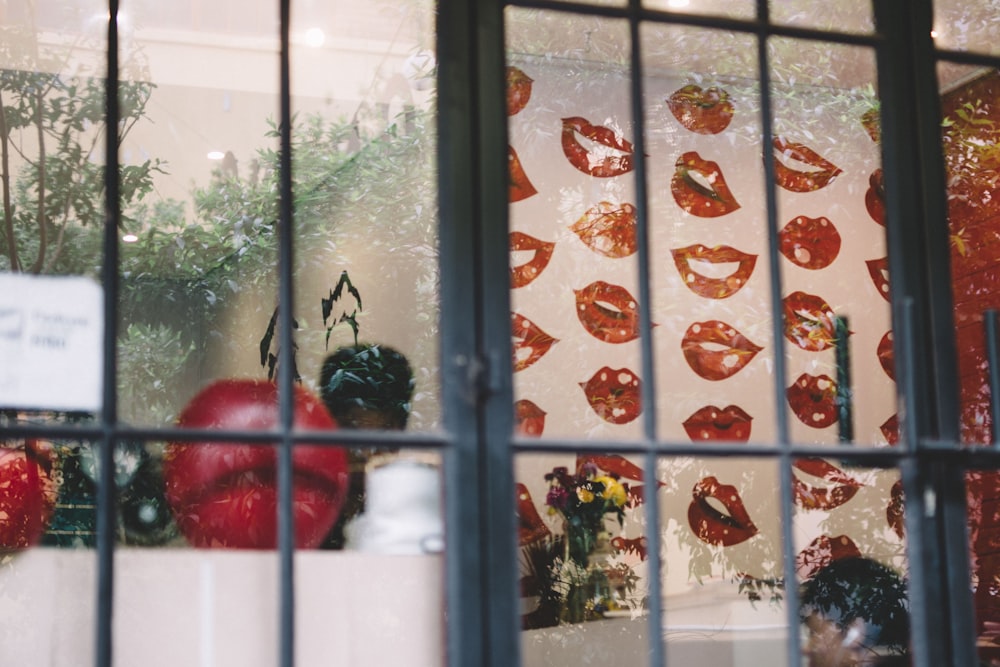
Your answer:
(0, 89), (19, 272)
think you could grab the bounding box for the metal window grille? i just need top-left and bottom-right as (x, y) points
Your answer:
(3, 0), (999, 665)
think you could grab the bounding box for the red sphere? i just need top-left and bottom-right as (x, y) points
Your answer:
(0, 442), (56, 551)
(163, 379), (348, 549)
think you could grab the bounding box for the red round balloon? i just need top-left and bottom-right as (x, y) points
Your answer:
(163, 379), (348, 549)
(0, 442), (56, 551)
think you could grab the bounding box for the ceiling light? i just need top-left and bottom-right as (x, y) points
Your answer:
(122, 234), (138, 243)
(207, 151), (225, 160)
(668, 0), (690, 7)
(304, 28), (325, 48)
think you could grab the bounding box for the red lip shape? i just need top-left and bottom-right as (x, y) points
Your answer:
(682, 404), (753, 442)
(569, 201), (638, 258)
(861, 107), (881, 144)
(574, 280), (647, 344)
(509, 232), (554, 288)
(580, 366), (642, 424)
(783, 291), (844, 353)
(866, 257), (891, 302)
(163, 380), (348, 550)
(887, 479), (904, 538)
(516, 483), (550, 546)
(878, 330), (895, 380)
(779, 215), (841, 270)
(561, 116), (635, 178)
(687, 476), (758, 547)
(508, 145), (537, 202)
(787, 373), (839, 429)
(611, 536), (648, 560)
(576, 453), (657, 507)
(796, 534), (862, 581)
(772, 137), (843, 192)
(506, 66), (533, 116)
(881, 414), (900, 445)
(682, 320), (763, 381)
(514, 399), (546, 437)
(671, 151), (741, 217)
(792, 457), (862, 511)
(671, 244), (757, 299)
(866, 168), (886, 225)
(512, 312), (558, 372)
(666, 84), (735, 135)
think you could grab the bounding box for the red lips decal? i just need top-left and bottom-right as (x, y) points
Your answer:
(569, 201), (637, 258)
(671, 151), (741, 217)
(787, 373), (839, 428)
(574, 280), (647, 344)
(666, 84), (735, 135)
(778, 215), (841, 270)
(514, 399), (546, 437)
(682, 404), (753, 442)
(792, 457), (862, 511)
(506, 66), (533, 116)
(509, 232), (554, 288)
(681, 320), (763, 381)
(881, 414), (900, 445)
(561, 116), (635, 178)
(688, 476), (758, 547)
(772, 137), (843, 192)
(887, 479), (904, 538)
(796, 534), (862, 581)
(516, 482), (550, 545)
(878, 330), (895, 380)
(512, 312), (558, 372)
(670, 244), (757, 299)
(580, 366), (642, 424)
(508, 145), (537, 202)
(866, 257), (890, 302)
(611, 535), (648, 560)
(865, 168), (886, 225)
(783, 291), (844, 353)
(861, 107), (881, 144)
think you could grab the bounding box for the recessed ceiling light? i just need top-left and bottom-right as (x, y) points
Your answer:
(207, 151), (225, 160)
(667, 0), (690, 7)
(930, 29), (939, 39)
(122, 233), (138, 243)
(304, 28), (325, 48)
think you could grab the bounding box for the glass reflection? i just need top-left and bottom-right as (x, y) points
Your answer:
(769, 38), (891, 447)
(934, 2), (1000, 56)
(658, 457), (787, 665)
(768, 1), (873, 34)
(644, 0), (754, 20)
(516, 452), (648, 663)
(506, 9), (642, 442)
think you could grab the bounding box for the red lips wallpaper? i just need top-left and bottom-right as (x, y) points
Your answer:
(506, 51), (898, 617)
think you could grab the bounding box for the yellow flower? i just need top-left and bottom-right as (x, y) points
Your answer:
(577, 487), (595, 503)
(595, 475), (627, 507)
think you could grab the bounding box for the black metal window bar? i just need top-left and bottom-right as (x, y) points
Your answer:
(4, 0), (1000, 665)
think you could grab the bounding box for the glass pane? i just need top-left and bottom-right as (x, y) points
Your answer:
(516, 452), (649, 663)
(506, 9), (642, 442)
(769, 38), (891, 447)
(768, 1), (874, 34)
(658, 457), (787, 665)
(968, 468), (1000, 663)
(933, 1), (1000, 55)
(939, 64), (1000, 445)
(641, 25), (778, 445)
(0, 2), (108, 426)
(644, 0), (754, 20)
(794, 466), (910, 664)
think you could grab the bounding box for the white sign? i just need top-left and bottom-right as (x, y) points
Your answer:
(0, 274), (103, 412)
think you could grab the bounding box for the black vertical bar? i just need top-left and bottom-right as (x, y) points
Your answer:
(985, 309), (1000, 445)
(97, 1), (121, 665)
(754, 3), (803, 666)
(438, 0), (489, 664)
(625, 3), (664, 666)
(276, 0), (296, 665)
(835, 315), (854, 444)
